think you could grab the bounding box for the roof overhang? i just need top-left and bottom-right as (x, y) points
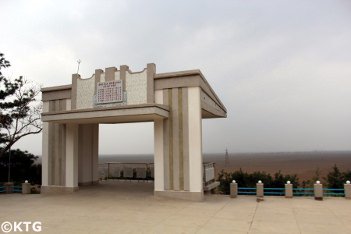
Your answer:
(41, 104), (169, 124)
(155, 69), (227, 119)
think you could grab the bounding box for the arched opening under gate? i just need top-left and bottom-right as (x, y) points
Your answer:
(96, 122), (154, 195)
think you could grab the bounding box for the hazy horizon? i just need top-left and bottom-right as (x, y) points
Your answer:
(32, 150), (351, 158)
(1, 1), (350, 155)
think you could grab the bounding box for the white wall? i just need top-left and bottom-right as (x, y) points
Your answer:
(187, 87), (203, 193)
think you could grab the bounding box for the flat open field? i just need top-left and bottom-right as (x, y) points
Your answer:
(207, 151), (351, 181)
(100, 151), (351, 182)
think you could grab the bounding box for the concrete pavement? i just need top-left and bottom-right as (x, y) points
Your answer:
(1, 181), (351, 234)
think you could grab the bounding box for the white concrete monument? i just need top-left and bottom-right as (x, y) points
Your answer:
(41, 64), (227, 201)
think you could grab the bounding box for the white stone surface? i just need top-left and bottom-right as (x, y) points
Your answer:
(75, 70), (148, 108)
(154, 90), (163, 104)
(100, 73), (105, 82)
(66, 99), (71, 110)
(78, 124), (98, 184)
(41, 122), (49, 186)
(126, 70), (147, 105)
(114, 71), (120, 80)
(76, 76), (95, 109)
(154, 90), (164, 192)
(154, 119), (164, 191)
(188, 87), (203, 193)
(65, 124), (79, 187)
(201, 91), (222, 112)
(43, 101), (49, 112)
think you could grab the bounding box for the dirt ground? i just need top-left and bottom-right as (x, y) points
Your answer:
(204, 151), (351, 181)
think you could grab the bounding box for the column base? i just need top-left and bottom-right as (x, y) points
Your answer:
(41, 185), (79, 194)
(154, 190), (204, 202)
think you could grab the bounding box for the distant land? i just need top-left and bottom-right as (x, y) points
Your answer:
(99, 151), (351, 181)
(34, 151), (351, 182)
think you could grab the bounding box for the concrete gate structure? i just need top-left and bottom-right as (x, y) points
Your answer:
(41, 64), (227, 201)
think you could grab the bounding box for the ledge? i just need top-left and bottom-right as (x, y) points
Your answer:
(42, 104), (170, 124)
(155, 70), (227, 114)
(41, 84), (72, 92)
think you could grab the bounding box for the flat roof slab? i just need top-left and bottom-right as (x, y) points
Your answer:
(41, 104), (169, 124)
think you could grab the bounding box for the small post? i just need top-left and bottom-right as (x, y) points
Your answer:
(22, 180), (31, 194)
(344, 181), (351, 199)
(314, 181), (323, 200)
(256, 180), (264, 201)
(230, 180), (238, 198)
(4, 182), (14, 194)
(285, 181), (293, 198)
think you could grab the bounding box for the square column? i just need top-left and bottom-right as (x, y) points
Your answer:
(65, 123), (79, 190)
(154, 118), (165, 192)
(41, 122), (49, 186)
(154, 90), (165, 192)
(188, 87), (203, 194)
(154, 87), (203, 201)
(78, 124), (99, 185)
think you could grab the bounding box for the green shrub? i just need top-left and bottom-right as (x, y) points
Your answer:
(325, 164), (351, 188)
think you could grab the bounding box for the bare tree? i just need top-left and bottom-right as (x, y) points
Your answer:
(0, 53), (42, 157)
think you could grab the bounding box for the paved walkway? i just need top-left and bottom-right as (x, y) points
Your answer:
(1, 181), (351, 233)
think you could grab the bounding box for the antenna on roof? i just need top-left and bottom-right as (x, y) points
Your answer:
(225, 148), (229, 167)
(76, 59), (81, 74)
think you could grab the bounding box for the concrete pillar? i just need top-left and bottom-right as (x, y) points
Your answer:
(285, 182), (293, 198)
(22, 181), (31, 194)
(154, 118), (165, 192)
(256, 181), (264, 198)
(78, 124), (99, 185)
(4, 182), (13, 194)
(314, 181), (323, 200)
(146, 63), (156, 103)
(92, 124), (99, 183)
(154, 90), (165, 192)
(344, 181), (351, 199)
(188, 87), (203, 195)
(65, 124), (79, 190)
(230, 180), (238, 198)
(41, 122), (49, 186)
(154, 87), (203, 201)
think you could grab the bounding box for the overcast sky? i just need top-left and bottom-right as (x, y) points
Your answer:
(1, 0), (350, 155)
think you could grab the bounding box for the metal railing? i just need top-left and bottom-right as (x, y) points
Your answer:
(293, 188), (314, 196)
(236, 187), (346, 197)
(238, 187), (286, 196)
(99, 162), (154, 180)
(203, 162), (216, 186)
(0, 185), (22, 193)
(264, 188), (285, 196)
(99, 162), (219, 188)
(323, 188), (345, 197)
(238, 187), (256, 195)
(13, 185), (22, 193)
